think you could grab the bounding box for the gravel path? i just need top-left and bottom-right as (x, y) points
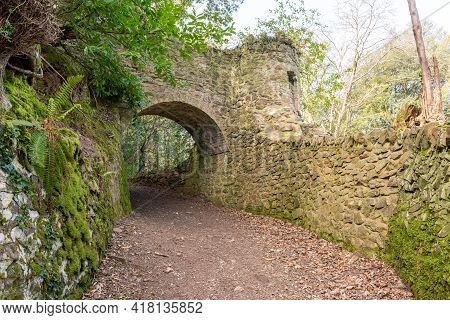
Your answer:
(85, 184), (412, 300)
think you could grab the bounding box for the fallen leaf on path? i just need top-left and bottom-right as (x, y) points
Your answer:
(164, 267), (174, 273)
(154, 251), (169, 257)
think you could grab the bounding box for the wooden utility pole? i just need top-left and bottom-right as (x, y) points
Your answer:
(407, 0), (445, 122)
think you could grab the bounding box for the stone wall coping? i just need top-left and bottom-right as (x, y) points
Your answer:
(273, 123), (450, 150)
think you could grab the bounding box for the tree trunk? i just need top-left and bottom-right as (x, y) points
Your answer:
(432, 56), (444, 119)
(334, 53), (359, 137)
(138, 140), (147, 175)
(0, 55), (12, 111)
(407, 0), (434, 119)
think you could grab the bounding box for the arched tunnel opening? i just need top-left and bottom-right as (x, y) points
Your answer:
(121, 101), (227, 183)
(139, 102), (227, 156)
(122, 115), (195, 177)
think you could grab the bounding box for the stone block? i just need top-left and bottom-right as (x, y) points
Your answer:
(368, 179), (385, 189)
(437, 224), (449, 238)
(352, 211), (364, 225)
(374, 197), (387, 209)
(367, 170), (378, 180)
(388, 176), (399, 187)
(380, 169), (397, 179)
(379, 187), (398, 196)
(0, 193), (14, 209)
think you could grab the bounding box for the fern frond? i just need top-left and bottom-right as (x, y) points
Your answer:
(50, 75), (84, 116)
(29, 130), (49, 168)
(48, 98), (58, 118)
(43, 141), (58, 195)
(57, 104), (82, 121)
(7, 119), (41, 127)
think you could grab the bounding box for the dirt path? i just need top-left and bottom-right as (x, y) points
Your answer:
(85, 185), (412, 300)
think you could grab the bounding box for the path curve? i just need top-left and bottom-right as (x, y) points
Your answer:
(85, 185), (412, 300)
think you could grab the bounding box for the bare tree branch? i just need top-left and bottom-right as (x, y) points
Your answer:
(7, 62), (43, 78)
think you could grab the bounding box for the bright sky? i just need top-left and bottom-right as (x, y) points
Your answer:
(234, 0), (450, 34)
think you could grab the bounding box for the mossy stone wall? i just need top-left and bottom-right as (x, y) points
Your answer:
(182, 124), (449, 299)
(0, 73), (131, 299)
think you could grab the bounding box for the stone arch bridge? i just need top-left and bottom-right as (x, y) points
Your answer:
(138, 38), (303, 158)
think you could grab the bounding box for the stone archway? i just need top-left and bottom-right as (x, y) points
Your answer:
(138, 101), (227, 156)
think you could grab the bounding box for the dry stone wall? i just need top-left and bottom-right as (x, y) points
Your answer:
(189, 125), (448, 250)
(0, 106), (131, 299)
(184, 124), (449, 298)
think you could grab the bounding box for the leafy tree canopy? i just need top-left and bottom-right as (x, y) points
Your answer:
(55, 0), (242, 106)
(122, 115), (193, 176)
(348, 24), (449, 133)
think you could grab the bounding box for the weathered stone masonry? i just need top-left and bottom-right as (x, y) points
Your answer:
(192, 125), (449, 250)
(141, 37), (448, 252)
(141, 37), (449, 298)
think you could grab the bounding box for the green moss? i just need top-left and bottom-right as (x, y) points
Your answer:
(66, 218), (82, 240)
(42, 132), (92, 280)
(67, 255), (81, 276)
(384, 204), (450, 299)
(40, 45), (87, 80)
(29, 260), (43, 276)
(246, 205), (304, 226)
(1, 71), (131, 299)
(0, 125), (31, 194)
(119, 158), (132, 215)
(3, 73), (48, 121)
(318, 231), (357, 253)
